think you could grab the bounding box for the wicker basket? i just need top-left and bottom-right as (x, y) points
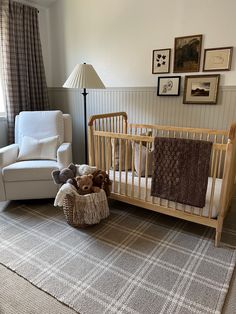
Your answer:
(62, 189), (109, 227)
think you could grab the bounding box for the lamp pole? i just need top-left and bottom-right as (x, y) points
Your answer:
(82, 87), (88, 164)
(63, 62), (105, 165)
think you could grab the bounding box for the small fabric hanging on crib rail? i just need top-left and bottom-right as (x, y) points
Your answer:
(151, 137), (212, 208)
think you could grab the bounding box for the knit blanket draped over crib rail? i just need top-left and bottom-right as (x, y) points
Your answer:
(151, 137), (212, 208)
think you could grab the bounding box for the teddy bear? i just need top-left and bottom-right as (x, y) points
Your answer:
(75, 164), (97, 176)
(75, 174), (100, 195)
(92, 170), (112, 197)
(51, 163), (77, 186)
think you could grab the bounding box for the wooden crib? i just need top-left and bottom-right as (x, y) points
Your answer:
(88, 112), (236, 246)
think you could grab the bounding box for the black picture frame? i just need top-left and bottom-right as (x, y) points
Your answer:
(152, 48), (171, 74)
(157, 76), (181, 96)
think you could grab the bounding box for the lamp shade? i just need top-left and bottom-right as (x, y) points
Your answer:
(63, 64), (105, 89)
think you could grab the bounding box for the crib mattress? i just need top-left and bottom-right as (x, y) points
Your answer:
(109, 170), (222, 218)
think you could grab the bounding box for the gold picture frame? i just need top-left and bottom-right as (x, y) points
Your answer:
(183, 74), (220, 104)
(203, 47), (233, 71)
(174, 34), (202, 73)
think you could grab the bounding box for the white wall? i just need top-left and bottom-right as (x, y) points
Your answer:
(47, 0), (236, 88)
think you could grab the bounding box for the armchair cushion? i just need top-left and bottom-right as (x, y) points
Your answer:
(3, 160), (58, 182)
(18, 135), (59, 161)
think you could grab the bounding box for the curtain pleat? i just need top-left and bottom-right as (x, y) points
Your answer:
(0, 0), (49, 143)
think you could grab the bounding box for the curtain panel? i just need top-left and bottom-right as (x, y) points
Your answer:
(0, 0), (49, 143)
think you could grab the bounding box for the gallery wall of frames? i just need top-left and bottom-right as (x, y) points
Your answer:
(152, 34), (233, 104)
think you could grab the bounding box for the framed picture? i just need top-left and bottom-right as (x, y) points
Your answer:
(183, 74), (220, 104)
(174, 34), (202, 73)
(157, 76), (181, 96)
(152, 48), (171, 74)
(203, 47), (233, 71)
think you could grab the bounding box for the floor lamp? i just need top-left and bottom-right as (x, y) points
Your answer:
(63, 63), (105, 164)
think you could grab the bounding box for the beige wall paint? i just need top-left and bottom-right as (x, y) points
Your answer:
(47, 0), (236, 88)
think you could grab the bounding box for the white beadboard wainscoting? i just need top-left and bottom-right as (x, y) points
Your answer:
(49, 86), (236, 163)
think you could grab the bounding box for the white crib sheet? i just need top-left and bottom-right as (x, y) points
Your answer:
(109, 170), (222, 218)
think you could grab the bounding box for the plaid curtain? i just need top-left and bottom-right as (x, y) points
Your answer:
(0, 0), (49, 143)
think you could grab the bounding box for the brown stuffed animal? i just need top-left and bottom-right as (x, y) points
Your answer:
(92, 170), (112, 197)
(52, 163), (78, 190)
(103, 173), (112, 197)
(75, 174), (100, 195)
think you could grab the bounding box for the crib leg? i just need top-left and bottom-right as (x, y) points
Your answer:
(215, 216), (223, 247)
(215, 231), (222, 247)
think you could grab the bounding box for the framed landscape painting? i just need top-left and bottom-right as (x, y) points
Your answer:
(152, 48), (171, 74)
(203, 47), (233, 71)
(174, 34), (202, 73)
(157, 76), (181, 96)
(183, 74), (220, 104)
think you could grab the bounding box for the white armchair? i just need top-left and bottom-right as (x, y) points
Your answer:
(0, 110), (72, 201)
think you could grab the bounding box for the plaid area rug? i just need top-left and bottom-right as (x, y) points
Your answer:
(0, 200), (235, 314)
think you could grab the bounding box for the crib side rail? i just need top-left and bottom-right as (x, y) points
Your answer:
(88, 112), (128, 165)
(129, 123), (228, 143)
(92, 130), (227, 222)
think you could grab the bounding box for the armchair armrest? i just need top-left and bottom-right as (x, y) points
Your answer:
(57, 143), (72, 170)
(0, 144), (19, 168)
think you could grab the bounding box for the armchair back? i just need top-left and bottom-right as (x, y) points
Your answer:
(14, 110), (71, 145)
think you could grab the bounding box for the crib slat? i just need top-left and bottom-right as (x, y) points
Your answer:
(145, 142), (149, 202)
(106, 137), (110, 173)
(94, 135), (98, 167)
(112, 117), (115, 132)
(117, 116), (120, 133)
(101, 120), (105, 170)
(138, 141), (142, 199)
(214, 134), (217, 143)
(218, 149), (223, 178)
(125, 139), (129, 196)
(119, 138), (122, 194)
(113, 139), (116, 193)
(209, 149), (219, 218)
(211, 148), (215, 176)
(131, 140), (135, 198)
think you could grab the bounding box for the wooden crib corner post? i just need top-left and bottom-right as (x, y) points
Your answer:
(88, 118), (95, 166)
(215, 124), (236, 247)
(229, 122), (236, 142)
(122, 112), (128, 134)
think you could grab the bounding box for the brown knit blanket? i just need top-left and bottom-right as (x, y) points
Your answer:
(151, 137), (213, 208)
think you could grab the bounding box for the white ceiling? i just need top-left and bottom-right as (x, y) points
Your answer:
(26, 0), (57, 7)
